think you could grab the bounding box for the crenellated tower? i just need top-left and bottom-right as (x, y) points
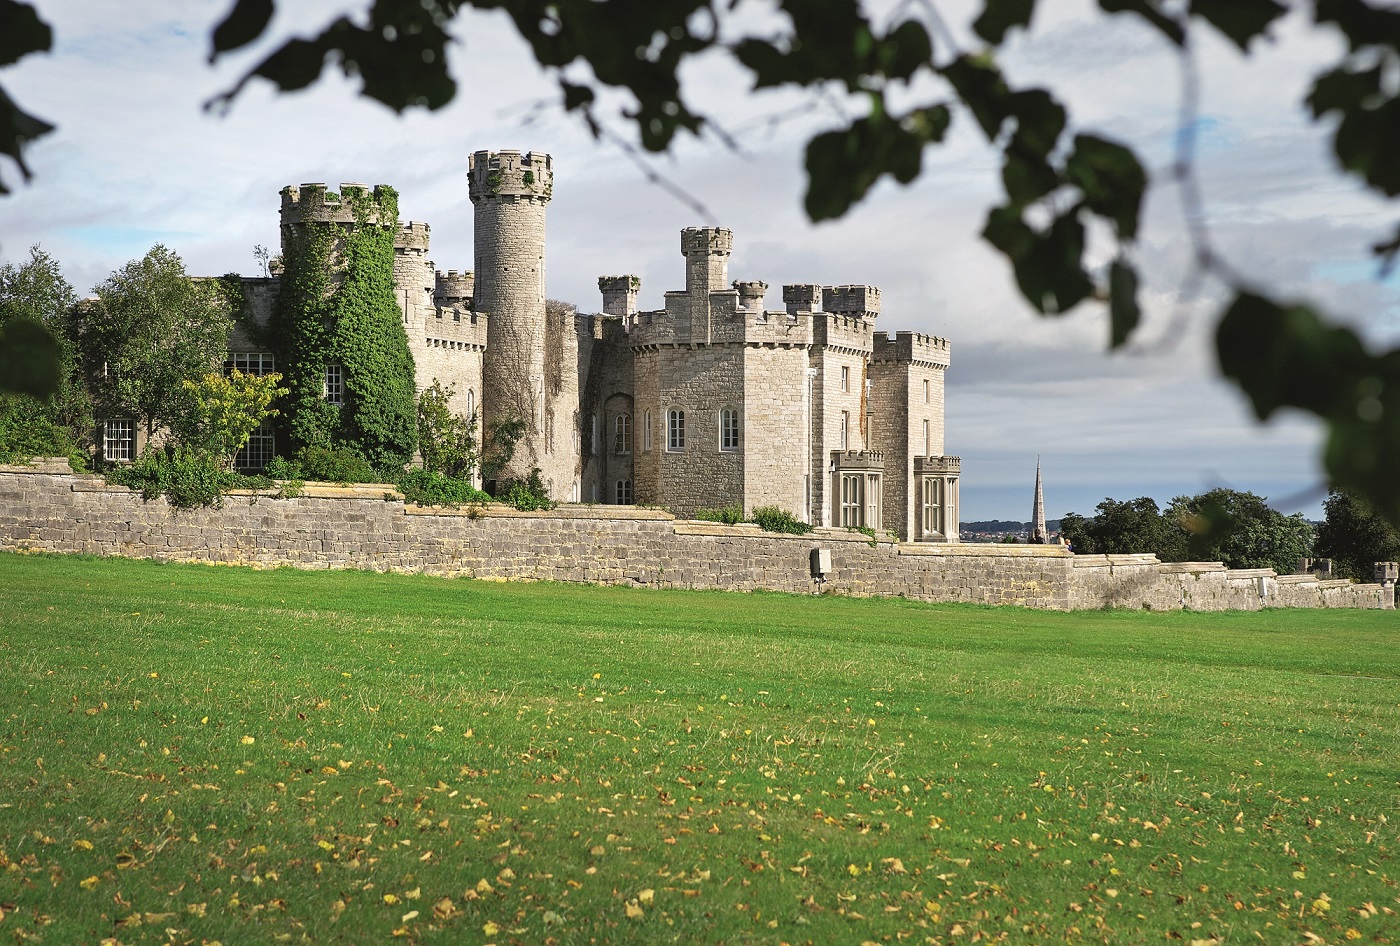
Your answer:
(469, 150), (576, 494)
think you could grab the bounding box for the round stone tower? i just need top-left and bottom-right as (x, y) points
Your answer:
(468, 150), (575, 494)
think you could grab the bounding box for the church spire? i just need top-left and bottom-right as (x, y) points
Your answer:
(1030, 457), (1048, 544)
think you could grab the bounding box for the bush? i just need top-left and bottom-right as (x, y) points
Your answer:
(262, 455), (300, 480)
(296, 445), (376, 484)
(750, 505), (812, 535)
(494, 468), (555, 511)
(397, 468), (490, 508)
(695, 503), (745, 525)
(107, 447), (228, 509)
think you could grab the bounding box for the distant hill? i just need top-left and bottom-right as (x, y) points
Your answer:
(962, 519), (1062, 533)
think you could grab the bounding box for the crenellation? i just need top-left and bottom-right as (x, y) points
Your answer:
(822, 285), (880, 319)
(783, 284), (821, 316)
(872, 330), (951, 367)
(434, 269), (474, 307)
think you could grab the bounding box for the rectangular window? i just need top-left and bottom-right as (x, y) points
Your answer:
(225, 352), (277, 376)
(643, 410), (652, 452)
(840, 411), (849, 450)
(720, 408), (739, 451)
(324, 363), (344, 405)
(922, 419), (930, 456)
(235, 419), (276, 472)
(840, 366), (850, 392)
(840, 473), (863, 527)
(923, 378), (930, 403)
(616, 479), (633, 504)
(667, 409), (685, 451)
(922, 476), (943, 536)
(866, 473), (881, 530)
(615, 414), (632, 454)
(102, 419), (134, 463)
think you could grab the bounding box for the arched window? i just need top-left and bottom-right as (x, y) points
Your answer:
(616, 479), (633, 504)
(667, 409), (685, 451)
(643, 409), (653, 452)
(465, 388), (475, 419)
(719, 408), (740, 451)
(615, 413), (632, 454)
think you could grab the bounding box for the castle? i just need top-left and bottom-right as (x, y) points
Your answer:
(218, 150), (960, 542)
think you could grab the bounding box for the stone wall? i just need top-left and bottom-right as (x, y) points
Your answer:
(0, 467), (1392, 612)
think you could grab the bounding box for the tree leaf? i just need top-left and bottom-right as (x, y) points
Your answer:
(1097, 0), (1185, 45)
(1065, 133), (1147, 240)
(0, 0), (50, 67)
(1189, 0), (1287, 52)
(974, 0), (1038, 45)
(0, 83), (54, 193)
(1108, 258), (1140, 349)
(210, 0), (274, 62)
(0, 317), (61, 399)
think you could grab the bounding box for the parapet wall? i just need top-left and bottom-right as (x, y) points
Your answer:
(0, 468), (1391, 612)
(873, 330), (951, 368)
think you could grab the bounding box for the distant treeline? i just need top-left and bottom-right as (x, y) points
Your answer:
(962, 519), (1061, 533)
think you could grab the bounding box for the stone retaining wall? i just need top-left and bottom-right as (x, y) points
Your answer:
(0, 466), (1392, 612)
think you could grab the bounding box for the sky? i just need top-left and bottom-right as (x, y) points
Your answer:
(2, 0), (1397, 523)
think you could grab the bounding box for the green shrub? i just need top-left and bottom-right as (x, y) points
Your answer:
(107, 447), (227, 509)
(397, 469), (490, 508)
(751, 505), (813, 535)
(695, 503), (745, 525)
(494, 468), (555, 511)
(262, 455), (300, 480)
(296, 445), (375, 484)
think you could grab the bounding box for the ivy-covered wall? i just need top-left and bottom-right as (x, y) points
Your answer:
(273, 187), (417, 472)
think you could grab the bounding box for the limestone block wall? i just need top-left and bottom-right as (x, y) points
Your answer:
(227, 277), (279, 352)
(0, 468), (1391, 612)
(647, 345), (746, 517)
(742, 345), (810, 517)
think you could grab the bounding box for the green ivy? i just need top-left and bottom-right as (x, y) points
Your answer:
(273, 186), (417, 474)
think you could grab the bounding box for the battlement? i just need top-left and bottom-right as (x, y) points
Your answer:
(467, 150), (553, 203)
(681, 227), (733, 258)
(823, 285), (880, 318)
(434, 269), (474, 308)
(733, 280), (767, 311)
(914, 455), (961, 474)
(872, 330), (951, 367)
(812, 311), (875, 353)
(395, 221), (431, 252)
(783, 284), (821, 315)
(420, 303), (487, 350)
(831, 449), (885, 472)
(598, 275), (640, 318)
(280, 183), (396, 226)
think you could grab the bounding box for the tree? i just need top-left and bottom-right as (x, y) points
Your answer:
(1058, 497), (1185, 560)
(1166, 488), (1314, 575)
(4, 1), (1400, 523)
(1315, 487), (1400, 581)
(416, 380), (478, 479)
(172, 369), (286, 469)
(74, 245), (234, 440)
(0, 245), (88, 458)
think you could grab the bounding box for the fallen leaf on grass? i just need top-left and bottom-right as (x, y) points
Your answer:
(625, 901), (644, 919)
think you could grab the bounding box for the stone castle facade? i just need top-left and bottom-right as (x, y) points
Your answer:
(226, 150), (961, 542)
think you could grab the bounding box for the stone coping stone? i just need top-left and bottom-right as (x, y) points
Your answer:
(1225, 568), (1277, 580)
(1318, 579), (1358, 590)
(0, 458), (75, 474)
(1156, 562), (1228, 574)
(406, 504), (675, 521)
(1070, 553), (1160, 567)
(897, 543), (1071, 558)
(1276, 574), (1322, 585)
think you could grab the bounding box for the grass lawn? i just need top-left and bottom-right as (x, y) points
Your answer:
(0, 551), (1397, 945)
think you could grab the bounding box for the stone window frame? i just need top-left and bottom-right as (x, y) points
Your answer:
(865, 473), (882, 530)
(324, 363), (345, 406)
(643, 409), (653, 452)
(235, 419), (276, 472)
(922, 419), (930, 456)
(666, 408), (686, 452)
(921, 475), (943, 536)
(614, 413), (632, 455)
(616, 478), (633, 504)
(923, 378), (930, 403)
(840, 472), (863, 527)
(719, 407), (740, 452)
(840, 411), (850, 451)
(102, 418), (135, 463)
(840, 365), (850, 392)
(465, 388), (475, 419)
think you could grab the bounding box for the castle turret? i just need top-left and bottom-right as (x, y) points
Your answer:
(734, 280), (768, 313)
(598, 275), (639, 318)
(681, 227), (732, 295)
(783, 284), (821, 317)
(435, 269), (474, 308)
(469, 150), (576, 495)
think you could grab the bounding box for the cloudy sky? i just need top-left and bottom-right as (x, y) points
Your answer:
(2, 0), (1397, 522)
